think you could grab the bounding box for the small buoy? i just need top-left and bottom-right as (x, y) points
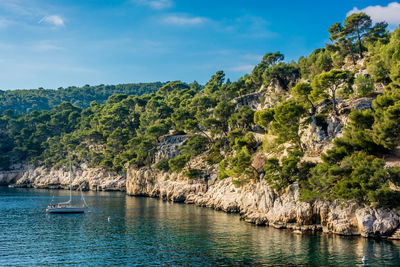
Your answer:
(107, 216), (111, 222)
(362, 256), (367, 264)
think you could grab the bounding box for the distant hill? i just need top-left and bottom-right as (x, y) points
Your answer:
(0, 82), (165, 114)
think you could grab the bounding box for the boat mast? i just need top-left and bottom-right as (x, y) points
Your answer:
(69, 157), (72, 202)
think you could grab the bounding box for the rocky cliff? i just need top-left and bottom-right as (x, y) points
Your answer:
(126, 166), (400, 238)
(1, 164), (125, 191)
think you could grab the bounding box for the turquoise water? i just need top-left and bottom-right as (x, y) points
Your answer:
(1, 187), (400, 266)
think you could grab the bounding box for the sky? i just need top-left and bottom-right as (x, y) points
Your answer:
(0, 0), (399, 90)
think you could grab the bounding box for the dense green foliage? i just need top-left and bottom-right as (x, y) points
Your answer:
(0, 82), (164, 114)
(1, 13), (400, 208)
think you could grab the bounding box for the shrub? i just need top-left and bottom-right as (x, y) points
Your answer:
(168, 154), (190, 173)
(264, 150), (312, 190)
(315, 114), (328, 132)
(233, 132), (257, 152)
(254, 108), (275, 131)
(218, 160), (228, 180)
(155, 158), (170, 172)
(301, 152), (400, 208)
(184, 168), (201, 179)
(181, 135), (209, 156)
(225, 147), (254, 183)
(354, 75), (374, 97)
(204, 140), (224, 165)
(205, 150), (223, 165)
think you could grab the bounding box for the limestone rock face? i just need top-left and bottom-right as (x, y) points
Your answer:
(300, 97), (374, 154)
(126, 168), (400, 237)
(155, 135), (188, 163)
(126, 166), (208, 202)
(5, 164), (125, 191)
(234, 91), (265, 110)
(0, 170), (24, 185)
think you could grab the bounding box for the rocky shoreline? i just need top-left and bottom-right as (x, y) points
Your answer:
(2, 163), (400, 239)
(0, 164), (125, 191)
(126, 166), (400, 239)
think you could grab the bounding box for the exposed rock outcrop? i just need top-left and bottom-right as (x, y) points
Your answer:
(0, 170), (24, 185)
(301, 97), (374, 154)
(155, 135), (188, 163)
(126, 167), (400, 238)
(4, 164), (125, 191)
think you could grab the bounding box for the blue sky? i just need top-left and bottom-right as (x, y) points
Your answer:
(0, 0), (399, 90)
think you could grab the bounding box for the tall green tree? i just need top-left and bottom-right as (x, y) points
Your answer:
(271, 100), (306, 151)
(251, 52), (284, 87)
(344, 12), (372, 58)
(292, 82), (315, 113)
(204, 70), (225, 95)
(328, 22), (356, 65)
(312, 70), (354, 116)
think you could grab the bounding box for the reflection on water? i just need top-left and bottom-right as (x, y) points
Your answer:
(0, 187), (399, 266)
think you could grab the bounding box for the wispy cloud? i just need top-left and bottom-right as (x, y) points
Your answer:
(347, 2), (400, 25)
(230, 64), (254, 72)
(236, 15), (278, 39)
(0, 0), (38, 17)
(0, 18), (13, 28)
(33, 41), (64, 52)
(215, 15), (278, 39)
(241, 54), (263, 62)
(39, 15), (64, 27)
(132, 0), (173, 10)
(162, 14), (208, 26)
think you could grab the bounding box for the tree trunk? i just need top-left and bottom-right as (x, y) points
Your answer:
(197, 127), (213, 143)
(307, 97), (316, 114)
(297, 134), (304, 152)
(346, 41), (356, 66)
(356, 27), (363, 58)
(331, 88), (339, 116)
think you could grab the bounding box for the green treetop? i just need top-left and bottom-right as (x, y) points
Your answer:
(312, 69), (354, 116)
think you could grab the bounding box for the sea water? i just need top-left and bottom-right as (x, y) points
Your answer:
(1, 187), (399, 266)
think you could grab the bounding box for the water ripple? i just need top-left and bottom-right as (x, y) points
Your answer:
(1, 187), (400, 266)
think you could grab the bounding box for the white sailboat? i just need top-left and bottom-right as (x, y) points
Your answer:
(46, 158), (88, 214)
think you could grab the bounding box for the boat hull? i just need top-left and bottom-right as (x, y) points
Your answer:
(46, 207), (86, 214)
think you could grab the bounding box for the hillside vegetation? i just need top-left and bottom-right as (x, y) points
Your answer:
(0, 82), (164, 114)
(2, 13), (400, 208)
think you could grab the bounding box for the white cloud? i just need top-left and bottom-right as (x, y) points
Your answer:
(230, 64), (254, 72)
(347, 2), (400, 25)
(39, 15), (64, 27)
(241, 54), (263, 62)
(133, 0), (173, 10)
(33, 41), (64, 52)
(0, 18), (12, 28)
(162, 15), (207, 26)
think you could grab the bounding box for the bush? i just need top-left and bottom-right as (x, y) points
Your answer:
(181, 135), (209, 156)
(233, 132), (257, 152)
(225, 147), (254, 183)
(315, 114), (328, 132)
(254, 108), (275, 131)
(99, 158), (113, 170)
(168, 154), (190, 173)
(218, 160), (228, 180)
(301, 152), (400, 208)
(227, 129), (244, 149)
(205, 150), (223, 165)
(354, 75), (374, 97)
(184, 168), (201, 179)
(155, 158), (170, 172)
(264, 150), (311, 190)
(204, 140), (224, 165)
(0, 155), (10, 170)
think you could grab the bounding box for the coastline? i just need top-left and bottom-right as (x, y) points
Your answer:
(126, 166), (400, 239)
(2, 164), (400, 240)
